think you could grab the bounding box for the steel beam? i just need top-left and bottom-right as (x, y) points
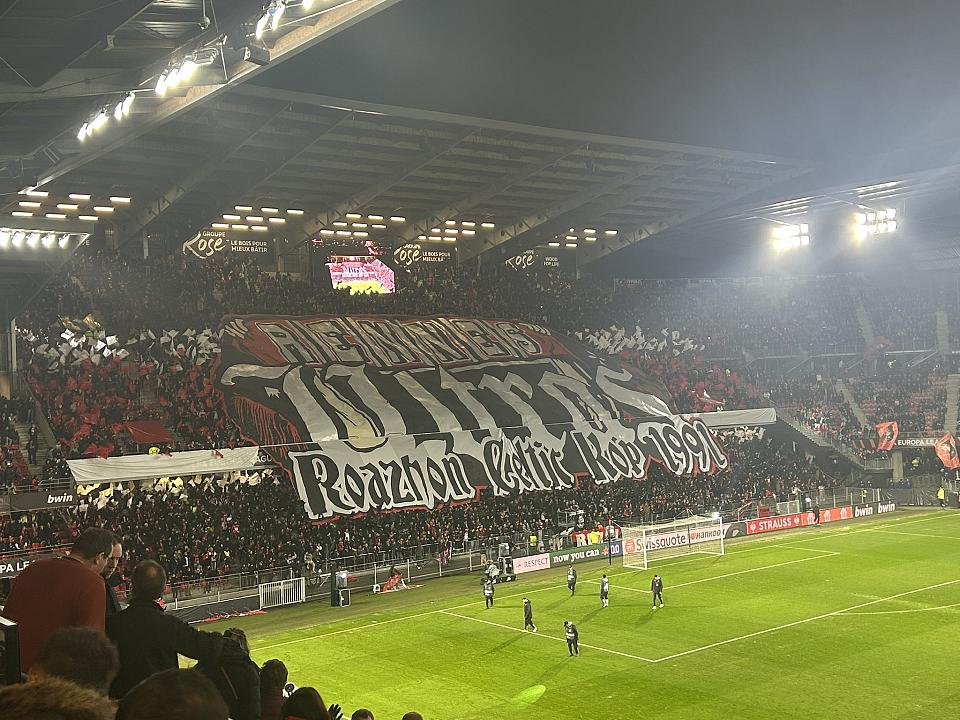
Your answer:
(293, 129), (477, 246)
(458, 154), (689, 262)
(579, 166), (816, 264)
(118, 109), (353, 245)
(395, 144), (584, 244)
(22, 0), (402, 192)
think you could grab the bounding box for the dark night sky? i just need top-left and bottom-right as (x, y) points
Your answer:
(262, 0), (960, 162)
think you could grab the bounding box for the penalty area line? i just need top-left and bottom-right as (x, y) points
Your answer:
(587, 552), (836, 594)
(440, 610), (655, 663)
(651, 576), (960, 663)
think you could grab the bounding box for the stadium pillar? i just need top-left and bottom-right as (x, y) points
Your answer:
(891, 451), (904, 482)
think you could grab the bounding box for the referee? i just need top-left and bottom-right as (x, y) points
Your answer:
(563, 620), (579, 656)
(523, 597), (537, 632)
(651, 574), (664, 609)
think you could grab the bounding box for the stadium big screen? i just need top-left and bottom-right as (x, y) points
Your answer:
(326, 255), (396, 294)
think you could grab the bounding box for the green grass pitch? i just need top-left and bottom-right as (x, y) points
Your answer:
(202, 510), (960, 719)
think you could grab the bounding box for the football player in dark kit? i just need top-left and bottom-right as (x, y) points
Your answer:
(483, 576), (495, 608)
(567, 564), (577, 595)
(651, 574), (664, 609)
(563, 620), (579, 656)
(522, 598), (537, 632)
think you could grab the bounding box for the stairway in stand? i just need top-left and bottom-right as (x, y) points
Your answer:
(945, 375), (960, 433)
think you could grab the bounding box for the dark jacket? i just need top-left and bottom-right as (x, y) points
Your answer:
(197, 639), (261, 720)
(106, 597), (225, 698)
(260, 688), (285, 720)
(104, 574), (122, 619)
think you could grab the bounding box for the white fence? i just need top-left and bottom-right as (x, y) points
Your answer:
(258, 577), (306, 609)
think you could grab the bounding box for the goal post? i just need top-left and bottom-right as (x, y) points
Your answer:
(619, 514), (724, 570)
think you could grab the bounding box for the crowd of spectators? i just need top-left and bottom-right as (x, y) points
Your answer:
(848, 368), (946, 432)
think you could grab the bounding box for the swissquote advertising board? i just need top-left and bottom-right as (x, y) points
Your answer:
(216, 314), (729, 520)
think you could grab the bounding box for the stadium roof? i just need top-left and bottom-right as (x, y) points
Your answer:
(4, 0), (960, 274)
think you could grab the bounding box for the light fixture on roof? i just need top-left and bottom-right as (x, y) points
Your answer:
(45, 213), (67, 220)
(69, 194), (91, 201)
(94, 206), (114, 214)
(417, 235), (426, 240)
(0, 229), (8, 248)
(78, 215), (98, 222)
(480, 222), (495, 229)
(548, 241), (560, 247)
(26, 232), (40, 248)
(113, 92), (135, 121)
(565, 235), (577, 241)
(445, 220), (457, 226)
(212, 223), (229, 229)
(12, 211), (33, 218)
(41, 233), (56, 248)
(251, 225), (269, 232)
(23, 189), (48, 197)
(604, 229), (617, 236)
(461, 221), (476, 228)
(246, 216), (264, 222)
(853, 208), (898, 241)
(565, 242), (577, 249)
(335, 230), (351, 237)
(345, 213), (362, 220)
(371, 224), (386, 229)
(287, 208), (304, 215)
(261, 207), (279, 214)
(235, 205), (253, 212)
(443, 236), (456, 242)
(232, 224), (249, 231)
(430, 228), (441, 234)
(319, 229), (335, 236)
(352, 223), (367, 229)
(462, 229), (475, 236)
(110, 196), (131, 204)
(57, 204), (79, 211)
(368, 214), (383, 221)
(444, 228), (458, 235)
(12, 231), (25, 247)
(333, 221), (348, 227)
(58, 235), (70, 249)
(390, 216), (406, 223)
(771, 222), (810, 252)
(354, 231), (369, 238)
(268, 217), (285, 224)
(584, 228), (596, 235)
(18, 201), (41, 209)
(223, 214), (241, 221)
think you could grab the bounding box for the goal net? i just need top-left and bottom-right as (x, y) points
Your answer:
(619, 514), (724, 570)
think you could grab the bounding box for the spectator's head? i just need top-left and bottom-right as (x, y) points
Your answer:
(260, 659), (289, 694)
(69, 528), (117, 574)
(130, 559), (166, 601)
(401, 713), (424, 720)
(0, 676), (116, 720)
(281, 687), (329, 720)
(102, 539), (123, 578)
(351, 710), (375, 720)
(224, 627), (249, 654)
(33, 627), (119, 694)
(116, 668), (228, 720)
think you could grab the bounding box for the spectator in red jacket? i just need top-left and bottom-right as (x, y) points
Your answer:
(1, 526), (115, 672)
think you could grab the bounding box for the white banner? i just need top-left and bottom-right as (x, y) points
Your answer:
(67, 447), (264, 484)
(696, 408), (777, 428)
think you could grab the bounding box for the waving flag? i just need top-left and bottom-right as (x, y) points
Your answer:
(876, 421), (899, 451)
(935, 433), (960, 469)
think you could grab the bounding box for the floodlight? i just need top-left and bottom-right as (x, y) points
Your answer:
(58, 235), (69, 249)
(42, 233), (55, 248)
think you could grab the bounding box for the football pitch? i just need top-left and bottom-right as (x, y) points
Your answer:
(206, 510), (960, 719)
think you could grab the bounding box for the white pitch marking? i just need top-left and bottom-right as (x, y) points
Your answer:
(869, 529), (960, 541)
(838, 601), (960, 616)
(651, 577), (960, 663)
(440, 610), (655, 663)
(253, 512), (949, 654)
(588, 552), (835, 594)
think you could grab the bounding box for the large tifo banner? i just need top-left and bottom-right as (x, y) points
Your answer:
(216, 315), (729, 519)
